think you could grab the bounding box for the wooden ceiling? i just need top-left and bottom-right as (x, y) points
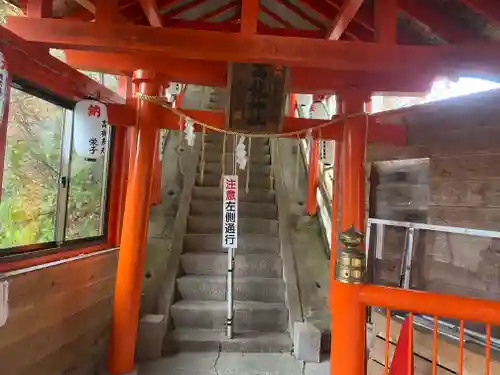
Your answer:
(9, 0), (500, 44)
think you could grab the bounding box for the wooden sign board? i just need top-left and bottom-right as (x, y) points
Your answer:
(227, 63), (288, 134)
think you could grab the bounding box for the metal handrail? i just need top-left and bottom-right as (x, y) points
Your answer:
(366, 218), (500, 350)
(367, 218), (500, 239)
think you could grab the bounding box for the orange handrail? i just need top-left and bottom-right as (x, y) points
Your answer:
(360, 285), (500, 325)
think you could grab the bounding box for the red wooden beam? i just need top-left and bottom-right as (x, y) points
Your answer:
(306, 0), (374, 32)
(328, 0), (363, 40)
(241, 0), (259, 34)
(110, 103), (405, 144)
(201, 0), (239, 21)
(460, 0), (500, 26)
(8, 17), (500, 74)
(399, 0), (480, 43)
(64, 50), (433, 94)
(139, 0), (163, 27)
(375, 0), (397, 44)
(258, 25), (325, 38)
(0, 25), (123, 104)
(95, 0), (120, 23)
(27, 0), (52, 18)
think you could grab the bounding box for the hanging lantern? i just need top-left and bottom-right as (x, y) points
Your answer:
(73, 99), (108, 160)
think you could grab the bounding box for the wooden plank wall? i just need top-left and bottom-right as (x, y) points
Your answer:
(0, 251), (118, 375)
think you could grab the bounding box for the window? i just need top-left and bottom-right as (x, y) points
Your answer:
(0, 85), (111, 252)
(65, 129), (110, 240)
(0, 88), (64, 248)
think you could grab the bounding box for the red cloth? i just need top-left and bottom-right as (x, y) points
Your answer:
(389, 316), (414, 375)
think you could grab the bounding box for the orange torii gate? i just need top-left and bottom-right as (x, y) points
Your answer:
(4, 1), (500, 375)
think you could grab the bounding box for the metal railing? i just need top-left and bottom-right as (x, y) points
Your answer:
(366, 218), (500, 293)
(365, 218), (500, 374)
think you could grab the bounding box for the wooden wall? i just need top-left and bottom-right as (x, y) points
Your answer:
(0, 250), (118, 375)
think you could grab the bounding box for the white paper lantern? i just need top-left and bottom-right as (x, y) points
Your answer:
(73, 99), (108, 160)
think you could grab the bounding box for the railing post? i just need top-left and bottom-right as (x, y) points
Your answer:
(330, 92), (369, 375)
(107, 70), (162, 375)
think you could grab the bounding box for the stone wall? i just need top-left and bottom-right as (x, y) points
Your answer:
(0, 251), (118, 375)
(367, 115), (500, 305)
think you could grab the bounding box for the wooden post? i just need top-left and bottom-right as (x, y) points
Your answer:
(329, 97), (343, 310)
(306, 138), (319, 216)
(107, 76), (134, 246)
(107, 70), (162, 375)
(330, 92), (368, 375)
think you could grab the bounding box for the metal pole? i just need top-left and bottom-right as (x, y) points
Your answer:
(402, 227), (415, 290)
(227, 247), (235, 338)
(226, 136), (237, 339)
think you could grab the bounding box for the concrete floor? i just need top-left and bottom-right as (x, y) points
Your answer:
(138, 352), (330, 375)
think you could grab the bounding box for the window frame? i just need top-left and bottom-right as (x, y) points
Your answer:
(0, 79), (112, 256)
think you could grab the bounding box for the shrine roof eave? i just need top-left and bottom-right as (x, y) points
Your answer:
(6, 17), (500, 78)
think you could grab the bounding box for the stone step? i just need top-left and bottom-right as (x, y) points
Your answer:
(192, 186), (275, 203)
(190, 200), (277, 219)
(180, 253), (282, 278)
(196, 173), (272, 188)
(170, 300), (288, 331)
(183, 234), (279, 254)
(177, 275), (285, 302)
(202, 161), (271, 176)
(204, 153), (271, 164)
(187, 216), (278, 235)
(164, 329), (292, 353)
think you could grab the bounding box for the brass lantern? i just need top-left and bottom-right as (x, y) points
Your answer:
(335, 226), (366, 284)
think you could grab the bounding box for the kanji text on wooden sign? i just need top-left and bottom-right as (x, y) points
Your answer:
(228, 63), (288, 134)
(222, 175), (238, 249)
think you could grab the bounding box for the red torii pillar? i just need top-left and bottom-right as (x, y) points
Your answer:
(329, 97), (343, 309)
(107, 70), (162, 375)
(330, 91), (370, 375)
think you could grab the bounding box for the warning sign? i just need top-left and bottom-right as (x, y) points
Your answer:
(222, 175), (238, 248)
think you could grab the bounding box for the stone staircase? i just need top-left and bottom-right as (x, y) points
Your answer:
(165, 134), (292, 353)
